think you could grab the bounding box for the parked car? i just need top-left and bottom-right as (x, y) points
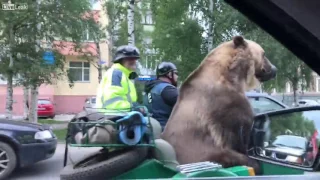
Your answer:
(37, 99), (55, 118)
(84, 96), (96, 111)
(297, 99), (320, 107)
(245, 91), (288, 114)
(263, 135), (313, 166)
(0, 119), (57, 179)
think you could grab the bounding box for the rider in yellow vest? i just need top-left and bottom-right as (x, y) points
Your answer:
(96, 45), (140, 112)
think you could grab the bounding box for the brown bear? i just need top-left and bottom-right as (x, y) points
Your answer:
(161, 36), (276, 172)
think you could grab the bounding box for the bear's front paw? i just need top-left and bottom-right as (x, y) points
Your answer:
(247, 158), (261, 175)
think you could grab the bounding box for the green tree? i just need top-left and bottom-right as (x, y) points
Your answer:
(150, 0), (313, 95)
(104, 0), (127, 59)
(105, 0), (147, 66)
(104, 0), (154, 102)
(270, 112), (316, 140)
(151, 0), (205, 80)
(0, 0), (102, 122)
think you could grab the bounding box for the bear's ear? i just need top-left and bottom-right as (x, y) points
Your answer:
(233, 36), (247, 48)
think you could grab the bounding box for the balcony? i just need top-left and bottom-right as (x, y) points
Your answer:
(53, 41), (98, 57)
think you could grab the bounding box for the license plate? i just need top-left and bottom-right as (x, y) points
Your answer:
(38, 108), (45, 110)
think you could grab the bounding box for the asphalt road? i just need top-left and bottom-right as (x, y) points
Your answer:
(8, 143), (102, 180)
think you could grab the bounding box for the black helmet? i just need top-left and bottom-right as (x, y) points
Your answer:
(156, 62), (177, 76)
(113, 45), (140, 63)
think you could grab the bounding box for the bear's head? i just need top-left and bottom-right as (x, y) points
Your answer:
(212, 36), (277, 90)
(233, 36), (276, 81)
(185, 36), (276, 92)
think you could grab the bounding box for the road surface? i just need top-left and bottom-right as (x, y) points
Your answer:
(7, 143), (320, 180)
(8, 143), (102, 180)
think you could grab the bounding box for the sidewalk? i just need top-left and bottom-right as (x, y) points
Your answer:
(0, 114), (75, 122)
(51, 123), (69, 130)
(53, 114), (75, 121)
(0, 114), (24, 120)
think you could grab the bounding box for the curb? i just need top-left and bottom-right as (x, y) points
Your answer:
(51, 123), (68, 130)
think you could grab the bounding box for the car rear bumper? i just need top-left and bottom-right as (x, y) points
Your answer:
(38, 110), (55, 117)
(18, 138), (58, 167)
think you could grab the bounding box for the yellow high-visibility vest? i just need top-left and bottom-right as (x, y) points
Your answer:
(96, 63), (137, 112)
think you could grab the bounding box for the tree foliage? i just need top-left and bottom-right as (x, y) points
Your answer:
(151, 0), (205, 80)
(0, 0), (101, 84)
(104, 0), (127, 57)
(104, 0), (149, 67)
(149, 0), (313, 95)
(0, 0), (102, 121)
(270, 112), (317, 140)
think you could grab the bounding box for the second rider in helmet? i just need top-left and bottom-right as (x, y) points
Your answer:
(144, 62), (179, 130)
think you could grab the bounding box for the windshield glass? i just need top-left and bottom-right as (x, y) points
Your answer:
(272, 135), (307, 149)
(1, 0), (320, 179)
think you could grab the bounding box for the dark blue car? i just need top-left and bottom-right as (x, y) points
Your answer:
(0, 119), (57, 179)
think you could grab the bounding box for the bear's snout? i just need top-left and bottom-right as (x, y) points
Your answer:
(269, 65), (277, 78)
(256, 64), (277, 82)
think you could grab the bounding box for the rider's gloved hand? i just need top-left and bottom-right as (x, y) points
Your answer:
(132, 103), (147, 116)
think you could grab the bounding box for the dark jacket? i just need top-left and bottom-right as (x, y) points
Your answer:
(144, 80), (178, 128)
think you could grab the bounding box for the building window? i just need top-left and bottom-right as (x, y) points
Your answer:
(145, 12), (153, 24)
(69, 62), (90, 82)
(144, 54), (157, 69)
(316, 78), (320, 92)
(82, 26), (96, 42)
(141, 11), (153, 25)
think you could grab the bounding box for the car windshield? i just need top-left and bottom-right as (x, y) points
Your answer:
(272, 135), (307, 149)
(2, 0), (320, 179)
(38, 100), (51, 105)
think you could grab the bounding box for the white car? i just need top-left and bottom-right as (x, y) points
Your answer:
(83, 96), (96, 111)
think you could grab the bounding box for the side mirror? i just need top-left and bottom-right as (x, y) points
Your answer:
(252, 106), (320, 171)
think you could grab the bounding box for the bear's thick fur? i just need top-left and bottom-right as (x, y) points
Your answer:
(162, 36), (276, 171)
